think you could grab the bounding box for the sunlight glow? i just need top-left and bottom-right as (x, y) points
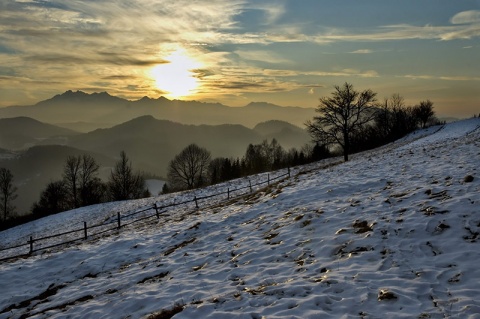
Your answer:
(151, 49), (200, 99)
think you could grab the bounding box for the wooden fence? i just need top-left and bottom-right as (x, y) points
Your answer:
(0, 170), (290, 263)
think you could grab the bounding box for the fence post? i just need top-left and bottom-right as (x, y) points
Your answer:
(194, 196), (199, 209)
(117, 212), (121, 229)
(29, 236), (33, 254)
(249, 180), (252, 193)
(84, 222), (87, 240)
(227, 188), (230, 199)
(268, 174), (270, 185)
(155, 203), (160, 219)
(288, 167), (291, 178)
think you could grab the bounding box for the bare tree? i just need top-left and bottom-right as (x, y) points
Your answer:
(80, 155), (99, 190)
(0, 167), (18, 221)
(63, 155), (81, 208)
(306, 82), (378, 161)
(260, 139), (285, 170)
(108, 151), (147, 200)
(32, 180), (68, 217)
(62, 154), (105, 208)
(378, 94), (405, 138)
(414, 100), (435, 128)
(168, 144), (211, 190)
(209, 157), (224, 185)
(243, 143), (266, 175)
(79, 154), (104, 206)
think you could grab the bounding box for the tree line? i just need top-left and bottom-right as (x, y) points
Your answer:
(305, 82), (441, 161)
(32, 151), (149, 218)
(0, 151), (149, 230)
(164, 139), (331, 192)
(165, 83), (441, 192)
(0, 82), (448, 229)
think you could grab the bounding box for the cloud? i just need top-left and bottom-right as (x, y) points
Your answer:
(245, 2), (286, 25)
(96, 52), (168, 66)
(307, 69), (379, 78)
(349, 49), (373, 54)
(1, 1), (479, 108)
(439, 27), (480, 41)
(450, 10), (480, 25)
(298, 12), (480, 44)
(402, 74), (480, 81)
(0, 0), (250, 102)
(234, 50), (291, 64)
(0, 0), (246, 55)
(102, 75), (139, 80)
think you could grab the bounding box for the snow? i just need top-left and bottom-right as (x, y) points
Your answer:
(1, 118), (479, 319)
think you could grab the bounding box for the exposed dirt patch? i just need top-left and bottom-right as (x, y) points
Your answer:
(464, 175), (474, 183)
(301, 219), (312, 228)
(378, 289), (397, 301)
(192, 263), (207, 271)
(435, 222), (450, 233)
(463, 227), (479, 242)
(137, 271), (169, 284)
(0, 283), (66, 314)
(264, 232), (279, 241)
(421, 206), (449, 216)
(334, 241), (374, 258)
(448, 273), (462, 283)
(425, 189), (451, 201)
(187, 222), (201, 230)
(28, 294), (94, 317)
(147, 303), (184, 319)
(164, 238), (196, 256)
(352, 220), (374, 234)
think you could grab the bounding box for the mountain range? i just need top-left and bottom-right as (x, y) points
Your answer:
(0, 90), (316, 130)
(0, 115), (311, 215)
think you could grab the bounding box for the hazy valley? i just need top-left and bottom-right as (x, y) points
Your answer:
(0, 93), (312, 214)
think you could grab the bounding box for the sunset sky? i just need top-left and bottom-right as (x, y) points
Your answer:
(1, 0), (479, 118)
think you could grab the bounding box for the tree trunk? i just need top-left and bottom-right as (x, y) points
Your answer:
(343, 129), (349, 162)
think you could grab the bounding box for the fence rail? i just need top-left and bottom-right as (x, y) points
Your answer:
(0, 170), (291, 262)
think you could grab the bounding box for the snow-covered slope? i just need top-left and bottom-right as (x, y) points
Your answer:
(0, 118), (479, 319)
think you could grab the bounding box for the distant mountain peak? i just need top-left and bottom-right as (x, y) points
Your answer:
(245, 101), (278, 107)
(253, 119), (306, 136)
(92, 91), (112, 97)
(1, 90), (316, 128)
(36, 90), (123, 106)
(58, 90), (88, 97)
(131, 114), (156, 121)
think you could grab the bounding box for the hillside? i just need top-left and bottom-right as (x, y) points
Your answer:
(0, 116), (309, 214)
(0, 118), (479, 318)
(253, 120), (310, 148)
(68, 116), (261, 176)
(0, 117), (78, 150)
(68, 116), (310, 176)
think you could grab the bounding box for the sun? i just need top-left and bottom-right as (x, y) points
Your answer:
(150, 49), (200, 99)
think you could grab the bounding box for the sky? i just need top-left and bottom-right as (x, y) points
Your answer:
(0, 0), (479, 118)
